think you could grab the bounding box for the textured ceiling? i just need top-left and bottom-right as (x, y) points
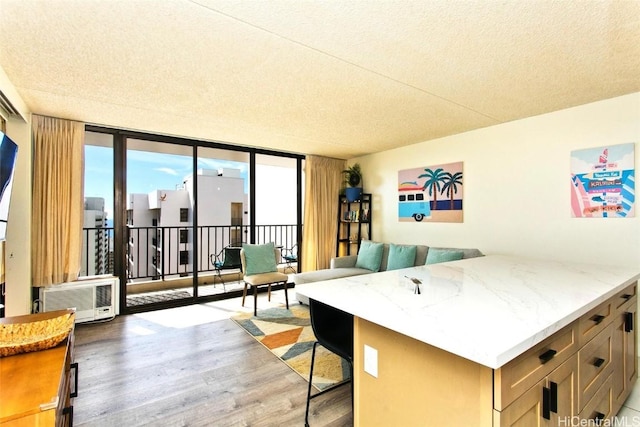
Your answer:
(0, 0), (638, 159)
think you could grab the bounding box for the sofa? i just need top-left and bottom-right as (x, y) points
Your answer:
(293, 241), (483, 304)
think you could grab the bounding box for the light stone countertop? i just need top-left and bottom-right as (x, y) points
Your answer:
(295, 255), (640, 369)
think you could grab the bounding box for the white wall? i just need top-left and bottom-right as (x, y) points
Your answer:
(0, 65), (32, 315)
(354, 93), (640, 267)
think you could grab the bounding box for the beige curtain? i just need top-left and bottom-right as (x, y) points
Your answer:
(302, 155), (345, 271)
(31, 115), (84, 286)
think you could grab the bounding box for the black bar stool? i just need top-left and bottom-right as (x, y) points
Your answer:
(305, 298), (354, 426)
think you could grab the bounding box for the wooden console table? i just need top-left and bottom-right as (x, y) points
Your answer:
(0, 310), (77, 426)
(297, 255), (640, 425)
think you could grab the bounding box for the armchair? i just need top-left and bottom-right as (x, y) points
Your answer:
(280, 244), (298, 274)
(210, 245), (242, 291)
(240, 243), (290, 316)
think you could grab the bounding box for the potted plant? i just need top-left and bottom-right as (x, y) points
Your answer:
(343, 163), (363, 202)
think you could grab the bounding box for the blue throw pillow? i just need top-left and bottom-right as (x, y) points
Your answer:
(386, 244), (417, 271)
(355, 241), (384, 272)
(243, 243), (278, 275)
(425, 248), (464, 265)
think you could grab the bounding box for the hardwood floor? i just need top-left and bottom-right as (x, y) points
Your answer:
(72, 294), (352, 427)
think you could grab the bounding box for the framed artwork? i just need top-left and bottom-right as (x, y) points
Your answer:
(570, 143), (635, 218)
(398, 162), (463, 223)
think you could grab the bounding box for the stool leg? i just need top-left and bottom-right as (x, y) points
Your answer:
(305, 341), (319, 427)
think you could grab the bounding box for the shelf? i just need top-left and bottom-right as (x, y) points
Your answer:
(337, 193), (372, 256)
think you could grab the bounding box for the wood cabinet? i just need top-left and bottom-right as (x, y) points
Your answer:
(0, 310), (77, 426)
(495, 282), (637, 426)
(612, 292), (638, 414)
(496, 355), (578, 427)
(336, 193), (371, 257)
(353, 281), (637, 426)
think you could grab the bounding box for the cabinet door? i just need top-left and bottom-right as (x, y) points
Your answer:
(498, 355), (577, 427)
(497, 379), (549, 427)
(549, 354), (578, 425)
(623, 300), (637, 393)
(613, 298), (637, 409)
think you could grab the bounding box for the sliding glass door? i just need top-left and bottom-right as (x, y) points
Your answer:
(254, 154), (301, 271)
(195, 146), (249, 297)
(82, 126), (303, 313)
(124, 138), (195, 308)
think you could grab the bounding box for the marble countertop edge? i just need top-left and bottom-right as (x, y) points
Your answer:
(296, 255), (640, 370)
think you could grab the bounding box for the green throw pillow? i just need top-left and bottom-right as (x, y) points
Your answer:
(425, 248), (464, 265)
(386, 244), (417, 271)
(243, 243), (278, 275)
(355, 241), (384, 272)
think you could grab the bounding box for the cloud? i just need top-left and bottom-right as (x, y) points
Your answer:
(155, 167), (179, 176)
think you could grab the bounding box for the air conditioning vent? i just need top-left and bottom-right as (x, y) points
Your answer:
(95, 284), (112, 307)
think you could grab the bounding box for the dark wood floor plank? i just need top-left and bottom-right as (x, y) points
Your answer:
(72, 306), (352, 427)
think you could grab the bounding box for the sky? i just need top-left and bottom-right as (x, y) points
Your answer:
(84, 145), (297, 225)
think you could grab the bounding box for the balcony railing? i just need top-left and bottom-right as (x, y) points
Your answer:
(81, 224), (299, 282)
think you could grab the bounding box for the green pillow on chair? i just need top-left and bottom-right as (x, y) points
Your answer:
(387, 244), (417, 270)
(243, 243), (278, 275)
(425, 248), (464, 265)
(355, 241), (384, 272)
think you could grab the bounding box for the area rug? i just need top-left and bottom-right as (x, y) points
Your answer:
(231, 304), (350, 391)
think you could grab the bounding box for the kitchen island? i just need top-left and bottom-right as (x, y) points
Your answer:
(296, 255), (640, 426)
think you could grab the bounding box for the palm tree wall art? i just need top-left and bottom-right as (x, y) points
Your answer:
(398, 162), (464, 223)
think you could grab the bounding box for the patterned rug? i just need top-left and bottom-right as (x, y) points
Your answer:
(231, 304), (350, 391)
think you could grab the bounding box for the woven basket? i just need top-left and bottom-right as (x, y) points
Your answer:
(0, 310), (75, 357)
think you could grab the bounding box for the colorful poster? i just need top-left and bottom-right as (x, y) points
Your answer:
(398, 162), (463, 223)
(570, 143), (635, 218)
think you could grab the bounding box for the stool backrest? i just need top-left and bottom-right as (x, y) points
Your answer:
(309, 299), (353, 360)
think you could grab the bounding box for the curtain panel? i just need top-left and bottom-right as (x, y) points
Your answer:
(302, 155), (345, 272)
(31, 115), (84, 286)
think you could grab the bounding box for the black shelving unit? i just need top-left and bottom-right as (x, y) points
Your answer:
(336, 193), (372, 256)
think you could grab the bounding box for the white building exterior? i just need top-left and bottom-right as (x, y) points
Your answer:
(81, 197), (110, 276)
(126, 169), (246, 282)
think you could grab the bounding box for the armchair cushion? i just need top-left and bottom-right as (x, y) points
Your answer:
(355, 240), (384, 272)
(386, 244), (417, 270)
(243, 242), (278, 275)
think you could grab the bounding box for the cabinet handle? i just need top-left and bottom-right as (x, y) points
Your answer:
(593, 411), (605, 422)
(549, 381), (558, 413)
(542, 386), (551, 420)
(70, 362), (79, 398)
(622, 294), (633, 301)
(593, 357), (606, 368)
(63, 405), (74, 427)
(625, 312), (634, 333)
(539, 349), (557, 364)
(590, 314), (606, 324)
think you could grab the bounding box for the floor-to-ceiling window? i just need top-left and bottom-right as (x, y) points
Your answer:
(83, 132), (115, 277)
(254, 154), (301, 265)
(82, 126), (303, 313)
(124, 138), (195, 307)
(195, 146), (249, 297)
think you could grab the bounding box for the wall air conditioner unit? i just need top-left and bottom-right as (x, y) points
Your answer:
(40, 277), (119, 323)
